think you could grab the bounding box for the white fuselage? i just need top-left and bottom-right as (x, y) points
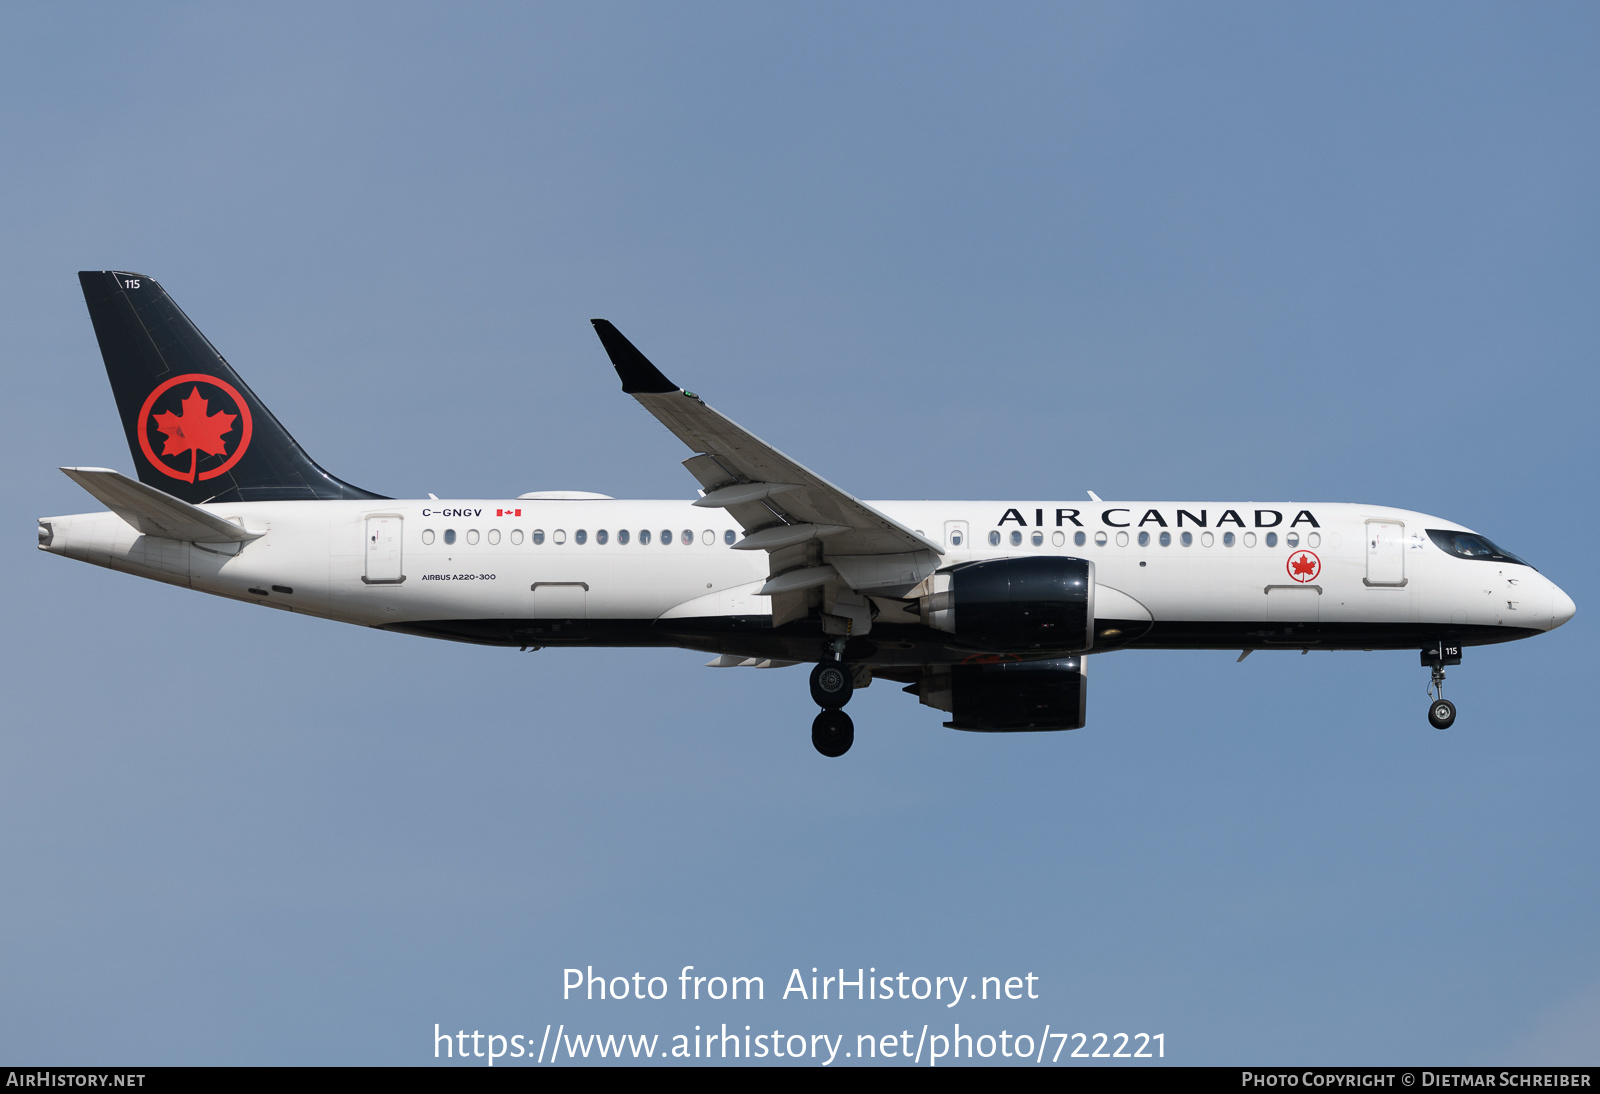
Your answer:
(38, 497), (1575, 663)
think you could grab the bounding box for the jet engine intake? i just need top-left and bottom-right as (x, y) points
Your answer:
(916, 556), (1093, 653)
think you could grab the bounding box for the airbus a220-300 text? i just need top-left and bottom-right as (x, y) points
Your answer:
(39, 272), (1576, 756)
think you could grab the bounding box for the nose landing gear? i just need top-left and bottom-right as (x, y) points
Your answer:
(809, 646), (856, 756)
(1422, 642), (1462, 730)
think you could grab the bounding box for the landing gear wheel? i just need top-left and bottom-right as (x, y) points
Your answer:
(812, 709), (854, 757)
(1422, 644), (1461, 731)
(809, 661), (854, 709)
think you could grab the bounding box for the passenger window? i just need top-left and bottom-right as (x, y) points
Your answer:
(596, 529), (608, 545)
(681, 530), (692, 545)
(575, 529), (587, 545)
(1243, 532), (1257, 547)
(444, 529), (456, 545)
(1052, 531), (1065, 547)
(553, 529), (567, 544)
(1137, 531), (1150, 547)
(466, 529), (479, 545)
(1200, 531), (1214, 547)
(1094, 531), (1108, 546)
(1115, 531), (1129, 547)
(724, 529), (736, 545)
(1074, 531), (1086, 547)
(1286, 532), (1299, 547)
(702, 530), (715, 545)
(618, 529), (629, 545)
(532, 529), (545, 545)
(989, 531), (1002, 546)
(1265, 532), (1278, 548)
(1007, 530), (1021, 546)
(1031, 531), (1044, 546)
(1180, 531), (1192, 547)
(422, 529), (435, 545)
(1222, 532), (1234, 547)
(1159, 531), (1171, 547)
(488, 529), (501, 545)
(950, 531), (962, 546)
(511, 529), (524, 545)
(639, 529), (651, 545)
(661, 529), (672, 545)
(1307, 532), (1320, 548)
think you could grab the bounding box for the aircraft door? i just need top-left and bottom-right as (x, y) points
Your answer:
(944, 520), (970, 554)
(1365, 520), (1406, 586)
(1266, 585), (1320, 622)
(364, 515), (404, 584)
(531, 581), (587, 619)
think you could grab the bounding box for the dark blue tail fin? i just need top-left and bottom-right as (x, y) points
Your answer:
(78, 270), (384, 504)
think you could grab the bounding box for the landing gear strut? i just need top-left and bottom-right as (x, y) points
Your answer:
(809, 655), (856, 756)
(1422, 642), (1461, 730)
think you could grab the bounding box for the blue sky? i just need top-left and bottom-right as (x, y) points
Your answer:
(2, 2), (1596, 1065)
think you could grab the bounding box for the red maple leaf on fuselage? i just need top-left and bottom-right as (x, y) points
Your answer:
(1290, 554), (1317, 578)
(151, 386), (237, 482)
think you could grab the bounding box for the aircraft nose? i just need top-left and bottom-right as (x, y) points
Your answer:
(1550, 583), (1576, 630)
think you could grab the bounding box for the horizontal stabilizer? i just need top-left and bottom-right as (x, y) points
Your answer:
(60, 467), (261, 543)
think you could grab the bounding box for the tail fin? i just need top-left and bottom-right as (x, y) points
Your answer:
(77, 271), (384, 503)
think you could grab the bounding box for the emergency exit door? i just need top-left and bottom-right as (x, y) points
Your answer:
(364, 515), (404, 584)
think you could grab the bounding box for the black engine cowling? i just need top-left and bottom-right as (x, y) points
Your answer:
(914, 656), (1088, 731)
(918, 557), (1093, 653)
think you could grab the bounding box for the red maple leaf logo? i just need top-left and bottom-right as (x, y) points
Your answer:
(1290, 553), (1317, 578)
(151, 386), (237, 482)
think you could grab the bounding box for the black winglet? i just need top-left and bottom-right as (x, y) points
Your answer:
(590, 319), (679, 394)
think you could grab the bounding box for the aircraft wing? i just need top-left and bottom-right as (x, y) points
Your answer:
(592, 320), (942, 626)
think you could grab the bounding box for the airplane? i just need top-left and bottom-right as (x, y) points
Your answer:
(38, 271), (1576, 757)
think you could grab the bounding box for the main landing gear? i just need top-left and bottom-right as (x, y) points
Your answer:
(809, 647), (855, 757)
(812, 708), (854, 758)
(1422, 642), (1462, 730)
(809, 662), (853, 709)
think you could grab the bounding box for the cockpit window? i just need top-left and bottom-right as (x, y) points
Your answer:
(1426, 529), (1531, 568)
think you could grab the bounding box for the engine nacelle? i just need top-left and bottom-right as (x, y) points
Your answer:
(915, 656), (1088, 731)
(916, 557), (1094, 653)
